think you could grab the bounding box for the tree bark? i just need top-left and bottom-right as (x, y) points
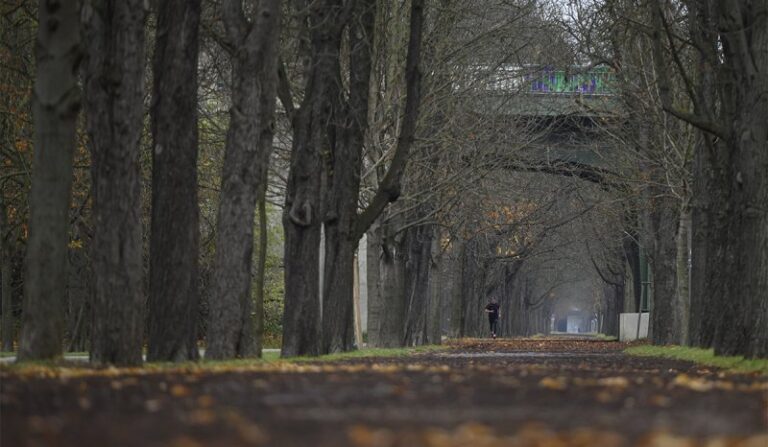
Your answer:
(713, 1), (768, 357)
(147, 0), (202, 362)
(66, 241), (90, 352)
(624, 230), (642, 314)
(603, 285), (621, 337)
(447, 239), (465, 338)
(688, 134), (717, 348)
(375, 216), (407, 347)
(701, 0), (768, 358)
(285, 0), (424, 354)
(352, 0), (425, 239)
(649, 194), (679, 346)
(253, 182), (268, 357)
(17, 0), (81, 361)
(321, 0), (375, 354)
(83, 0), (147, 366)
(206, 0), (281, 360)
(685, 0), (720, 349)
(281, 0), (342, 358)
(323, 0), (425, 352)
(402, 224), (434, 346)
(425, 232), (442, 344)
(655, 0), (768, 358)
(1, 195), (14, 351)
(675, 203), (691, 345)
(365, 223), (383, 346)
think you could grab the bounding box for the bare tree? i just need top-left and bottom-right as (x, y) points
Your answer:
(0, 2), (37, 353)
(82, 0), (147, 366)
(147, 0), (203, 362)
(280, 0), (425, 355)
(17, 0), (81, 361)
(280, 0), (342, 357)
(1, 195), (12, 351)
(649, 0), (767, 357)
(206, 0), (282, 359)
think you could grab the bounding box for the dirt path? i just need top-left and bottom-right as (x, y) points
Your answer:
(2, 339), (766, 447)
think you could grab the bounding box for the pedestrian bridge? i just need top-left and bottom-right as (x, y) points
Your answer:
(461, 65), (625, 179)
(461, 65), (622, 117)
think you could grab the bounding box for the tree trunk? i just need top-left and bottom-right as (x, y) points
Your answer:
(649, 195), (679, 346)
(147, 0), (202, 362)
(280, 110), (323, 358)
(675, 203), (691, 345)
(460, 241), (490, 337)
(322, 232), (357, 352)
(253, 182), (268, 357)
(206, 0), (281, 360)
(281, 182), (322, 357)
(598, 283), (621, 338)
(17, 0), (81, 361)
(83, 0), (147, 366)
(325, 0), (425, 351)
(624, 232), (642, 314)
(321, 0), (375, 354)
(280, 0), (342, 358)
(458, 243), (473, 337)
(425, 232), (442, 344)
(376, 217), (407, 347)
(688, 135), (716, 348)
(688, 127), (727, 351)
(1, 195), (14, 351)
(365, 224), (383, 346)
(686, 0), (720, 349)
(448, 240), (466, 337)
(710, 1), (768, 358)
(66, 242), (90, 352)
(402, 224), (434, 346)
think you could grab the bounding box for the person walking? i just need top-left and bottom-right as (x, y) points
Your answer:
(484, 298), (500, 339)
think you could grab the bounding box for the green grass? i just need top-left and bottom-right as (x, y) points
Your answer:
(0, 351), (88, 360)
(594, 334), (618, 341)
(625, 345), (768, 375)
(1, 345), (447, 373)
(188, 345), (445, 367)
(285, 345), (446, 362)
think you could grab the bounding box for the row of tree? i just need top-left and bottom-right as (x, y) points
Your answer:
(1, 0), (766, 363)
(6, 0), (427, 364)
(362, 0), (768, 359)
(582, 0), (767, 357)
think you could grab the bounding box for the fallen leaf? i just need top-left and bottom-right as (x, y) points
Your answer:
(168, 435), (204, 447)
(348, 424), (394, 447)
(539, 376), (568, 390)
(144, 399), (161, 412)
(672, 374), (714, 392)
(649, 394), (672, 407)
(638, 431), (696, 447)
(597, 376), (630, 388)
(196, 394), (215, 408)
(738, 434), (768, 447)
(170, 384), (191, 397)
(77, 396), (91, 410)
(187, 409), (216, 426)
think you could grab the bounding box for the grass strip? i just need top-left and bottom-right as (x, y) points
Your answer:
(1, 345), (448, 375)
(625, 345), (768, 375)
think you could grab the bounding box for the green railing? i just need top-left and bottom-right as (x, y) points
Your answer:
(485, 66), (616, 95)
(526, 67), (615, 95)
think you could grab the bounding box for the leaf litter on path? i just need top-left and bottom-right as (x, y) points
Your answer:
(2, 338), (766, 447)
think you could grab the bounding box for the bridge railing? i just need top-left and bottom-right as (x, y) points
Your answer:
(464, 65), (617, 96)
